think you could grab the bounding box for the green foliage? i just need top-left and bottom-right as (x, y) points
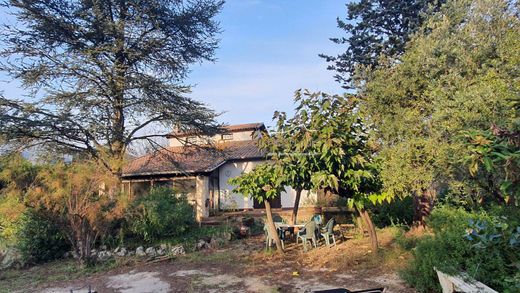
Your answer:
(128, 187), (195, 242)
(0, 0), (224, 176)
(321, 0), (444, 88)
(370, 196), (414, 228)
(357, 0), (519, 206)
(16, 209), (70, 264)
(401, 206), (520, 292)
(0, 154), (39, 245)
(228, 163), (285, 203)
(463, 126), (520, 205)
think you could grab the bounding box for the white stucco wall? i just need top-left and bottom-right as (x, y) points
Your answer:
(219, 160), (260, 209)
(218, 160), (317, 210)
(280, 187), (317, 208)
(168, 130), (261, 147)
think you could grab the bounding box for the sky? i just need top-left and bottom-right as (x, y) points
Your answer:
(0, 0), (349, 130)
(185, 0), (347, 127)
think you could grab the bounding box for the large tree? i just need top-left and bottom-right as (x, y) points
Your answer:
(356, 0), (519, 222)
(320, 0), (444, 88)
(287, 90), (390, 251)
(0, 0), (224, 178)
(258, 109), (314, 225)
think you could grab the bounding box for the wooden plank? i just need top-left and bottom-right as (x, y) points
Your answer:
(435, 269), (498, 293)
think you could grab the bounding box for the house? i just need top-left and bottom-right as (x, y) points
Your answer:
(122, 123), (317, 221)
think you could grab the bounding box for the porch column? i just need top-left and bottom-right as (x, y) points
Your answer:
(195, 175), (210, 221)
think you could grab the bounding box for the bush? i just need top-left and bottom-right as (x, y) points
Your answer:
(16, 209), (70, 263)
(128, 187), (195, 242)
(370, 196), (414, 228)
(401, 206), (520, 292)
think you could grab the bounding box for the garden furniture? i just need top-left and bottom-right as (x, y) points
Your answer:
(320, 217), (337, 247)
(264, 223), (284, 250)
(296, 220), (317, 251)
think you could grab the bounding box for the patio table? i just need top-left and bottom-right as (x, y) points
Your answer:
(274, 223), (305, 241)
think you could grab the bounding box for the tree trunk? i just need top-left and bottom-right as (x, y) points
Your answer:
(265, 200), (284, 252)
(413, 188), (435, 228)
(291, 188), (303, 225)
(357, 207), (378, 251)
(356, 215), (365, 237)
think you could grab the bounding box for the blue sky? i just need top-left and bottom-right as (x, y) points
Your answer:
(0, 0), (348, 129)
(187, 0), (347, 127)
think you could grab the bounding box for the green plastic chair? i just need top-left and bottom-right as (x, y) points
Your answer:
(264, 223), (284, 250)
(320, 218), (336, 247)
(296, 221), (317, 251)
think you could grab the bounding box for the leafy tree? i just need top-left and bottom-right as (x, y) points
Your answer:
(321, 0), (444, 88)
(0, 0), (224, 178)
(356, 0), (519, 222)
(283, 90), (389, 251)
(229, 163), (286, 252)
(258, 110), (314, 225)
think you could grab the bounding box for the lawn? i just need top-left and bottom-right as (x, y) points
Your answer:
(0, 227), (416, 293)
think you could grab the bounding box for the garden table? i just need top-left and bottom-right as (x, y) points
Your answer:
(275, 223), (305, 241)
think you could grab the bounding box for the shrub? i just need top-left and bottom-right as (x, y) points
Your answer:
(401, 206), (520, 292)
(16, 209), (70, 263)
(370, 196), (414, 228)
(128, 187), (195, 242)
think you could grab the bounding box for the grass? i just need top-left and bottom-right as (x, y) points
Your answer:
(1, 226), (415, 292)
(0, 258), (124, 293)
(0, 224), (232, 292)
(117, 224), (233, 252)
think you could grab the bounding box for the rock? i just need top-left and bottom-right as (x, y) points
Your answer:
(63, 251), (71, 258)
(136, 246), (145, 257)
(239, 226), (250, 238)
(145, 247), (157, 257)
(209, 237), (225, 249)
(113, 247), (120, 253)
(157, 248), (165, 256)
(90, 249), (98, 257)
(116, 247), (127, 257)
(72, 251), (79, 259)
(100, 245), (107, 251)
(170, 245), (185, 255)
(160, 244), (168, 250)
(97, 250), (112, 261)
(221, 232), (233, 241)
(196, 239), (208, 250)
(0, 248), (23, 270)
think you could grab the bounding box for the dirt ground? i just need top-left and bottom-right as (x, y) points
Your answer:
(4, 228), (416, 293)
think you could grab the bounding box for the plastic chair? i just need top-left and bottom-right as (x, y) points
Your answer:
(264, 223), (284, 250)
(320, 218), (336, 247)
(296, 221), (317, 251)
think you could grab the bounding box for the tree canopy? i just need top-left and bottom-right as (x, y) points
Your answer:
(356, 0), (519, 208)
(0, 0), (224, 176)
(321, 0), (444, 88)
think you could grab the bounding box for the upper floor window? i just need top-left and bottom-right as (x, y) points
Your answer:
(186, 136), (198, 144)
(221, 133), (233, 140)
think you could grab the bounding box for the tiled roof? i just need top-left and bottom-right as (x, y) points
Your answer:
(166, 123), (265, 138)
(122, 140), (265, 177)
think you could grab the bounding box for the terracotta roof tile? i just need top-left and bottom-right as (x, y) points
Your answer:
(122, 140), (265, 177)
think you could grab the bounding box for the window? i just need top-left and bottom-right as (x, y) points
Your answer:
(186, 136), (198, 144)
(221, 133), (233, 140)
